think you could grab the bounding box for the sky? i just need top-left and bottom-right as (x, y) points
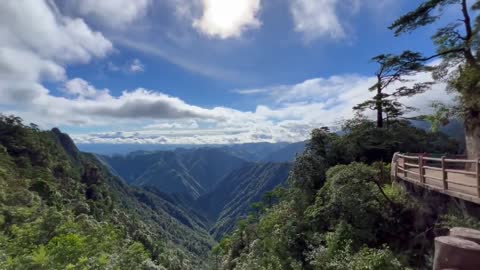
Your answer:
(0, 0), (460, 145)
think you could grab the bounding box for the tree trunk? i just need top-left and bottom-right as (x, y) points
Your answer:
(465, 110), (480, 160)
(376, 84), (383, 128)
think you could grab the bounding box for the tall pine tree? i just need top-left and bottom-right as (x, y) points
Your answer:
(388, 0), (480, 158)
(354, 52), (432, 128)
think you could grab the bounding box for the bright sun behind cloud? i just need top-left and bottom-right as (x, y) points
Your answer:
(193, 0), (261, 39)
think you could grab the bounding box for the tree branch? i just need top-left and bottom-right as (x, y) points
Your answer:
(418, 48), (465, 62)
(460, 0), (478, 66)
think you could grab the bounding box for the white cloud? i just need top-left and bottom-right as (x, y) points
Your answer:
(65, 69), (456, 145)
(60, 0), (151, 28)
(0, 1), (112, 63)
(237, 75), (374, 104)
(0, 1), (456, 146)
(129, 59), (145, 73)
(0, 0), (112, 109)
(144, 120), (200, 130)
(193, 0), (262, 39)
(64, 78), (110, 99)
(1, 84), (227, 127)
(290, 0), (396, 41)
(107, 59), (145, 74)
(291, 0), (346, 41)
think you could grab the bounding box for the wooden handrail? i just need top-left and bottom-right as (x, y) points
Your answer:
(405, 162), (419, 168)
(398, 154), (480, 164)
(444, 158), (479, 163)
(441, 156), (448, 190)
(397, 154), (419, 160)
(445, 169), (477, 176)
(392, 152), (480, 205)
(423, 165), (442, 171)
(423, 156), (442, 161)
(477, 159), (480, 197)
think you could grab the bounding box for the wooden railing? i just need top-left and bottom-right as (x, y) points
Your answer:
(392, 152), (480, 204)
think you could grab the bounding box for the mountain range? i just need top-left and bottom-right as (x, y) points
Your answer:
(97, 143), (302, 237)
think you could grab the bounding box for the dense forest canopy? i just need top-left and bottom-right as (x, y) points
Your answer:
(0, 115), (215, 269)
(212, 121), (477, 270)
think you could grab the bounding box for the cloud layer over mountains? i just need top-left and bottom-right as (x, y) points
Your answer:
(0, 0), (454, 144)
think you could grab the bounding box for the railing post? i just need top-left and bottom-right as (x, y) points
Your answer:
(403, 156), (407, 178)
(394, 160), (398, 179)
(441, 156), (448, 190)
(419, 155), (425, 184)
(477, 159), (480, 198)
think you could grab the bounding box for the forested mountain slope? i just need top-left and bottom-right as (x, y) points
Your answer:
(197, 162), (291, 238)
(101, 149), (293, 239)
(101, 148), (247, 199)
(261, 141), (306, 162)
(0, 115), (214, 270)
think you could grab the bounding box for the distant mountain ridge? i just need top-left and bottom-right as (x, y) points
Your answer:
(197, 162), (292, 238)
(100, 148), (249, 199)
(99, 141), (307, 199)
(78, 141), (305, 161)
(99, 145), (297, 238)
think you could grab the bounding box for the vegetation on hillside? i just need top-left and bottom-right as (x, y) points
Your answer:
(0, 115), (215, 269)
(102, 150), (293, 240)
(101, 148), (248, 199)
(197, 162), (291, 239)
(213, 120), (475, 269)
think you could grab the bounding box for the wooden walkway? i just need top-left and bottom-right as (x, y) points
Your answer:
(392, 153), (480, 204)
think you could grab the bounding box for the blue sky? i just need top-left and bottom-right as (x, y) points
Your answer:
(0, 0), (459, 144)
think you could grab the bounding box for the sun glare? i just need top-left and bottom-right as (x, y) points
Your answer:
(194, 0), (261, 38)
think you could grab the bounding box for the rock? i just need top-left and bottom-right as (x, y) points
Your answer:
(450, 227), (480, 244)
(433, 236), (480, 270)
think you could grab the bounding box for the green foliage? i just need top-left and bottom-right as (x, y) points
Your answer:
(0, 115), (214, 269)
(389, 0), (455, 36)
(437, 212), (480, 231)
(354, 51), (432, 128)
(197, 162), (291, 239)
(388, 0), (480, 131)
(217, 161), (415, 269)
(418, 102), (455, 133)
(308, 223), (403, 270)
(284, 119), (459, 168)
(216, 121), (467, 269)
(337, 119), (459, 163)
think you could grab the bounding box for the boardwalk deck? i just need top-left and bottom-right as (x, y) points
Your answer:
(392, 153), (480, 205)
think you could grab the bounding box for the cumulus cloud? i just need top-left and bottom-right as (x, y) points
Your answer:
(59, 0), (151, 28)
(64, 78), (110, 99)
(69, 69), (455, 145)
(0, 1), (455, 146)
(291, 0), (346, 41)
(78, 89), (224, 120)
(193, 0), (262, 39)
(1, 83), (227, 127)
(106, 58), (145, 74)
(129, 59), (145, 73)
(0, 0), (112, 110)
(290, 0), (395, 41)
(0, 1), (112, 63)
